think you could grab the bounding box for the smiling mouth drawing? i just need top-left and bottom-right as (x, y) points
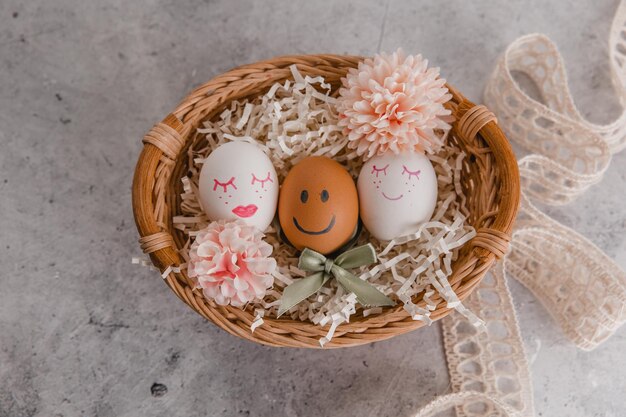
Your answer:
(232, 204), (258, 218)
(382, 192), (403, 201)
(293, 215), (336, 235)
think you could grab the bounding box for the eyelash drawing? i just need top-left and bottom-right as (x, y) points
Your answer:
(402, 165), (421, 180)
(371, 164), (389, 177)
(213, 177), (237, 192)
(251, 172), (273, 188)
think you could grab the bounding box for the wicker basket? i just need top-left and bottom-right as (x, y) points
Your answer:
(132, 55), (520, 348)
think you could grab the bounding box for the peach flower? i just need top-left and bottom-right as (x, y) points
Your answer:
(337, 49), (452, 159)
(188, 220), (276, 307)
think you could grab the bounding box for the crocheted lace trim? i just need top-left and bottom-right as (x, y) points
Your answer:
(423, 2), (626, 416)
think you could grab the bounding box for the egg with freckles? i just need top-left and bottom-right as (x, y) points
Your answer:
(278, 157), (359, 254)
(198, 141), (278, 231)
(358, 152), (438, 241)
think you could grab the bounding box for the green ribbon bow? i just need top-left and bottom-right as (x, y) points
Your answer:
(278, 243), (395, 317)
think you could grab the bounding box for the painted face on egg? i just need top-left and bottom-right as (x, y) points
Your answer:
(278, 157), (359, 255)
(198, 141), (278, 231)
(357, 152), (438, 241)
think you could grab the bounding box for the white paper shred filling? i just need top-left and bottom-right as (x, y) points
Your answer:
(174, 65), (476, 344)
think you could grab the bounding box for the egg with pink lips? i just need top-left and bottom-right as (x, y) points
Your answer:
(199, 141), (279, 231)
(357, 152), (438, 241)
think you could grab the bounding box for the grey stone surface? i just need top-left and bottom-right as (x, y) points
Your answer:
(1, 0), (625, 416)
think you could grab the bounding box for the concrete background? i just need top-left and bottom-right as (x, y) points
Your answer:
(1, 0), (625, 416)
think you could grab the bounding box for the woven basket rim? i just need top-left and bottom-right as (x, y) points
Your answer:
(132, 54), (520, 348)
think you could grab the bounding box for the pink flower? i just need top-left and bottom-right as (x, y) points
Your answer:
(188, 220), (276, 307)
(337, 49), (452, 159)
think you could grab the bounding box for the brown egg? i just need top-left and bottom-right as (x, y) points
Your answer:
(279, 156), (359, 254)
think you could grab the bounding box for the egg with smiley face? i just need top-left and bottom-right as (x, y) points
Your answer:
(198, 141), (279, 231)
(357, 152), (438, 241)
(278, 156), (359, 254)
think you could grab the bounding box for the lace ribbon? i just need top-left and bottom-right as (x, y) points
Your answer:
(416, 2), (626, 416)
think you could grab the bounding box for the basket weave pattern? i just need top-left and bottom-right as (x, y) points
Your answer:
(132, 55), (520, 348)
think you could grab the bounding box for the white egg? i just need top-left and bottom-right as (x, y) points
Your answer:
(357, 152), (438, 241)
(198, 141), (279, 231)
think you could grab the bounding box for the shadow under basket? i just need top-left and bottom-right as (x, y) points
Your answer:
(132, 54), (520, 348)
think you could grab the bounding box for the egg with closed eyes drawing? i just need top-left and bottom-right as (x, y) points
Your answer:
(357, 152), (438, 241)
(198, 141), (279, 231)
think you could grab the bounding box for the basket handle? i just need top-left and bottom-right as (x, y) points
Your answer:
(132, 114), (186, 271)
(452, 95), (521, 261)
